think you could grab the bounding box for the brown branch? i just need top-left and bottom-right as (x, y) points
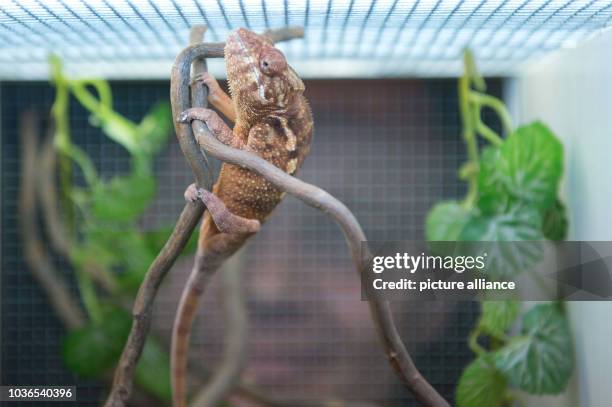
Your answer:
(179, 66), (450, 407)
(263, 26), (305, 43)
(180, 29), (376, 407)
(106, 203), (204, 407)
(191, 252), (249, 407)
(190, 116), (449, 407)
(186, 26), (251, 407)
(37, 131), (118, 293)
(105, 26), (304, 407)
(20, 111), (173, 407)
(18, 110), (85, 330)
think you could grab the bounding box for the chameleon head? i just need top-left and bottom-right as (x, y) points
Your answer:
(225, 28), (304, 114)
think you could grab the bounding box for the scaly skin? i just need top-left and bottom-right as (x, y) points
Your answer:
(171, 28), (313, 407)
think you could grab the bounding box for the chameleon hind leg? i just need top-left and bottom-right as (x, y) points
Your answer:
(184, 184), (260, 234)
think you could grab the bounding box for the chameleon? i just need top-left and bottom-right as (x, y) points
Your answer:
(172, 28), (313, 407)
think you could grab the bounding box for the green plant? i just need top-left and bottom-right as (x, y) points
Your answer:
(425, 51), (573, 406)
(49, 56), (196, 402)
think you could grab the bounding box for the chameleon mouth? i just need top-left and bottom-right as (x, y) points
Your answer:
(229, 30), (268, 103)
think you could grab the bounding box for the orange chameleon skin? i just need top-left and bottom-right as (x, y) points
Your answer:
(171, 28), (313, 407)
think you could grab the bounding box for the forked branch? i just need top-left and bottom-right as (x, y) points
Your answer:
(105, 26), (305, 407)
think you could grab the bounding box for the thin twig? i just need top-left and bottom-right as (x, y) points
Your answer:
(105, 26), (304, 407)
(263, 26), (305, 42)
(106, 203), (204, 407)
(18, 110), (85, 330)
(191, 252), (249, 407)
(177, 62), (450, 407)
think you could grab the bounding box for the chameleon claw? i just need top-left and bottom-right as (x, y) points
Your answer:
(184, 183), (202, 202)
(190, 72), (207, 86)
(176, 111), (190, 123)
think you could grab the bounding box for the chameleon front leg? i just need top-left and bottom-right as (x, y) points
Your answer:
(191, 72), (237, 123)
(177, 107), (246, 150)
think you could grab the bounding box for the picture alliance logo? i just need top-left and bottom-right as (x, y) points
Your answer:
(371, 252), (489, 274)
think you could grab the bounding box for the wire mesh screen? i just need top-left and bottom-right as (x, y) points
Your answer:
(1, 0), (612, 79)
(1, 78), (503, 405)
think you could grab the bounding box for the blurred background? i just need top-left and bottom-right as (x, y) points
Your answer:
(1, 1), (612, 406)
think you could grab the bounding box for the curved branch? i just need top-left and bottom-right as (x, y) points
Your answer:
(192, 124), (448, 406)
(180, 65), (450, 407)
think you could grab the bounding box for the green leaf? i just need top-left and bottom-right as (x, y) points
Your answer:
(426, 201), (471, 241)
(91, 174), (155, 222)
(72, 238), (117, 271)
(85, 227), (155, 291)
(458, 204), (544, 278)
(543, 199), (568, 241)
(61, 306), (131, 377)
(478, 122), (563, 214)
(456, 355), (507, 407)
(479, 300), (519, 337)
(494, 303), (573, 394)
(62, 327), (116, 377)
(62, 305), (172, 400)
(143, 224), (198, 258)
(476, 146), (507, 214)
(136, 102), (173, 158)
(114, 233), (156, 291)
(135, 338), (172, 401)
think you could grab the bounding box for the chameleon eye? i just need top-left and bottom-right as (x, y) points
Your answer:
(259, 49), (287, 76)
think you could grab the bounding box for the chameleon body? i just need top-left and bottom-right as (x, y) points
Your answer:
(172, 28), (313, 407)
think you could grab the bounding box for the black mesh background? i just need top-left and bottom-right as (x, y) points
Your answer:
(1, 79), (503, 406)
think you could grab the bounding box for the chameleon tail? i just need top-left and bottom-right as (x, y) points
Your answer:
(170, 216), (249, 407)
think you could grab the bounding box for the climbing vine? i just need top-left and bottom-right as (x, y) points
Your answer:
(425, 50), (574, 406)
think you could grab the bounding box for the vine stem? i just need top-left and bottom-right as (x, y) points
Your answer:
(468, 329), (487, 357)
(50, 56), (76, 231)
(470, 92), (513, 137)
(458, 61), (479, 209)
(459, 49), (514, 208)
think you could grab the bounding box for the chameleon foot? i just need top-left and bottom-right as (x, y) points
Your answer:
(184, 184), (260, 234)
(184, 183), (202, 202)
(190, 72), (218, 93)
(176, 107), (213, 125)
(176, 109), (196, 123)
